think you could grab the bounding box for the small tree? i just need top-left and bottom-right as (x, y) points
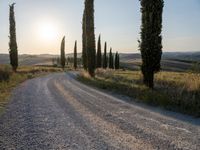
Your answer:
(139, 0), (164, 88)
(103, 42), (107, 69)
(96, 34), (102, 68)
(60, 36), (65, 70)
(115, 52), (120, 69)
(74, 40), (77, 70)
(9, 3), (18, 72)
(109, 48), (114, 69)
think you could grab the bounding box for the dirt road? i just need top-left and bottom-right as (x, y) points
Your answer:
(0, 72), (199, 149)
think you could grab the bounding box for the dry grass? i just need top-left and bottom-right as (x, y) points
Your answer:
(78, 69), (200, 116)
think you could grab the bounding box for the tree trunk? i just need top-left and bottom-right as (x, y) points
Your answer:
(142, 68), (154, 89)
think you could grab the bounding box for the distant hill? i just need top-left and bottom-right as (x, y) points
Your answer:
(162, 52), (200, 62)
(119, 52), (200, 72)
(0, 52), (199, 71)
(0, 53), (82, 66)
(0, 54), (55, 66)
(119, 52), (200, 62)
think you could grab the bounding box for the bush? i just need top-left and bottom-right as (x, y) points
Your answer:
(0, 65), (12, 82)
(191, 62), (200, 73)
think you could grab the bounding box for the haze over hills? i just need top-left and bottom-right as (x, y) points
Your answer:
(0, 51), (199, 71)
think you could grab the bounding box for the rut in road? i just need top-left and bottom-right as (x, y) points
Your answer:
(0, 72), (199, 150)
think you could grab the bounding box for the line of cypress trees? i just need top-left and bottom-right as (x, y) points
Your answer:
(115, 52), (120, 69)
(109, 48), (114, 69)
(139, 0), (164, 88)
(84, 0), (96, 77)
(60, 36), (65, 70)
(82, 8), (87, 70)
(74, 40), (77, 70)
(9, 3), (18, 72)
(96, 34), (102, 68)
(103, 42), (107, 69)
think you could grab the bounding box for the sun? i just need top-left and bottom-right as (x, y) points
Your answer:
(37, 21), (59, 41)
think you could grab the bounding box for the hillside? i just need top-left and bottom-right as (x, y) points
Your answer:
(119, 52), (200, 72)
(0, 52), (199, 71)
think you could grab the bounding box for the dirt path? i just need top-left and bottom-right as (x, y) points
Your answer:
(0, 72), (199, 149)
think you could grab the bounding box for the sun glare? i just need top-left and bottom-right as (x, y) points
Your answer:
(37, 21), (59, 41)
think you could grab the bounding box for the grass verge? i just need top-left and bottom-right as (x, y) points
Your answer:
(0, 65), (62, 114)
(78, 69), (200, 117)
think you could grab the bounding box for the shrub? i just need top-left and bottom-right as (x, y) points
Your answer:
(0, 65), (12, 82)
(191, 62), (200, 73)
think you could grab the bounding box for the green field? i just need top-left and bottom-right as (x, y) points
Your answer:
(78, 69), (200, 116)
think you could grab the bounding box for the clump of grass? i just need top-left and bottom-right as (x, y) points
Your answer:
(78, 69), (200, 117)
(0, 65), (12, 82)
(190, 62), (200, 73)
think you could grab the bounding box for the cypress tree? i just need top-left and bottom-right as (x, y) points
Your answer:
(103, 42), (107, 69)
(115, 52), (120, 69)
(139, 0), (164, 88)
(118, 53), (120, 69)
(106, 56), (109, 69)
(85, 0), (96, 77)
(74, 40), (77, 70)
(111, 54), (114, 69)
(96, 34), (102, 68)
(60, 36), (65, 70)
(109, 48), (114, 69)
(9, 3), (18, 72)
(82, 8), (87, 70)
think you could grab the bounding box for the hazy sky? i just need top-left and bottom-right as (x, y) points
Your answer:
(0, 0), (200, 54)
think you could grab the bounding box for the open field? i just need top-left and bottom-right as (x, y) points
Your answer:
(78, 69), (200, 116)
(0, 65), (62, 114)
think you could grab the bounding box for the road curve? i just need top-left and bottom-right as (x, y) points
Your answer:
(0, 72), (199, 150)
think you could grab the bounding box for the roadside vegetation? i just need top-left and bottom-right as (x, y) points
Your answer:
(78, 69), (200, 117)
(0, 65), (62, 114)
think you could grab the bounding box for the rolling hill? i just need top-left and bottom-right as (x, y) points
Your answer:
(0, 52), (199, 71)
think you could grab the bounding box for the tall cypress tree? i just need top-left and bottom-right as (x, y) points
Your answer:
(82, 8), (87, 70)
(139, 0), (164, 88)
(60, 36), (65, 70)
(96, 34), (102, 68)
(109, 48), (114, 69)
(9, 3), (18, 72)
(103, 42), (107, 69)
(84, 0), (96, 77)
(74, 40), (77, 70)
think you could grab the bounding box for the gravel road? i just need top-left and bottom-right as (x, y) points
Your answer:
(0, 72), (199, 150)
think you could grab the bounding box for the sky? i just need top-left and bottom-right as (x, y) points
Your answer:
(0, 0), (200, 54)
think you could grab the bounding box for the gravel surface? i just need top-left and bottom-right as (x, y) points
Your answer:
(0, 72), (199, 150)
